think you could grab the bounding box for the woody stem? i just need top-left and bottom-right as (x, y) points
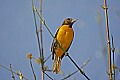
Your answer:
(65, 52), (90, 80)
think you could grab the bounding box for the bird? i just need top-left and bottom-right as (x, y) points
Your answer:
(51, 18), (78, 74)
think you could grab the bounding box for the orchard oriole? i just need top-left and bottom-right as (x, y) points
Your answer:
(51, 18), (77, 74)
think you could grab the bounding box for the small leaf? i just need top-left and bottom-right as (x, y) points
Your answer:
(26, 53), (32, 59)
(33, 6), (37, 12)
(18, 71), (23, 80)
(35, 58), (41, 64)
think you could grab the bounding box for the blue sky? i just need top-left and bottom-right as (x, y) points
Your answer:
(0, 0), (120, 80)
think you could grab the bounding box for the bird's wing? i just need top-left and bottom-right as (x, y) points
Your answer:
(51, 26), (61, 60)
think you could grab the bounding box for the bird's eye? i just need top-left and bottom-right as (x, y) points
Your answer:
(67, 18), (71, 21)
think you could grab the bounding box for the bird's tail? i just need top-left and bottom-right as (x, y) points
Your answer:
(53, 56), (61, 74)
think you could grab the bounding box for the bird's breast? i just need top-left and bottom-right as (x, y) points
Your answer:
(55, 25), (74, 57)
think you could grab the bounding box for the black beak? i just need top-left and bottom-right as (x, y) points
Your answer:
(70, 19), (78, 27)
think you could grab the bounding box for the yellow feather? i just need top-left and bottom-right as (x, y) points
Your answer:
(55, 25), (74, 58)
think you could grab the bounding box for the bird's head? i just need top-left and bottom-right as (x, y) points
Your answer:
(62, 18), (78, 27)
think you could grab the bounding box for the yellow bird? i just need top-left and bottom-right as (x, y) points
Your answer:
(51, 18), (77, 74)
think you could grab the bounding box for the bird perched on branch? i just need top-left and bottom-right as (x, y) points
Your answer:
(51, 18), (78, 74)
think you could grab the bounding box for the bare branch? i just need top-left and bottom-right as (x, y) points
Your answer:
(65, 53), (90, 80)
(102, 0), (113, 79)
(32, 0), (45, 79)
(62, 57), (91, 80)
(18, 71), (23, 80)
(30, 59), (36, 80)
(10, 64), (15, 80)
(32, 0), (42, 58)
(44, 72), (54, 80)
(44, 54), (52, 63)
(111, 35), (115, 80)
(0, 64), (28, 80)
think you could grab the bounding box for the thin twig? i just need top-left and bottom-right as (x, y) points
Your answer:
(33, 7), (55, 38)
(10, 64), (15, 80)
(0, 64), (28, 80)
(65, 53), (90, 80)
(44, 69), (52, 72)
(111, 35), (115, 80)
(39, 0), (45, 80)
(40, 0), (44, 59)
(32, 0), (42, 58)
(32, 1), (51, 80)
(62, 57), (91, 80)
(102, 0), (113, 80)
(44, 72), (54, 80)
(44, 54), (52, 63)
(30, 59), (36, 80)
(18, 71), (23, 80)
